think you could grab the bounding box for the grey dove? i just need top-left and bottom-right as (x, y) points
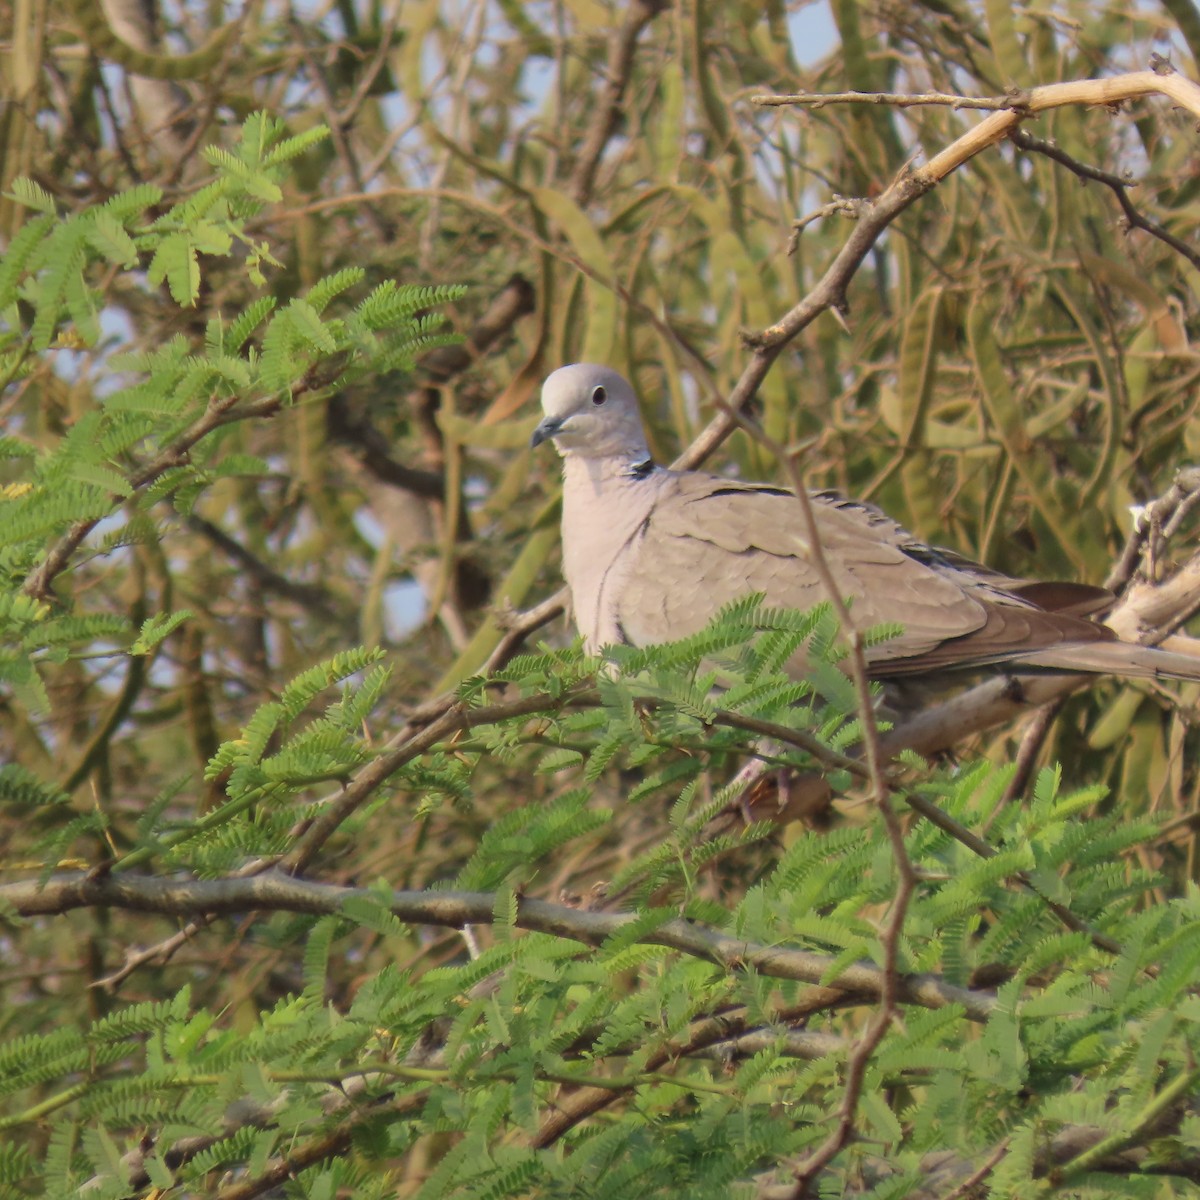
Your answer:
(530, 363), (1200, 682)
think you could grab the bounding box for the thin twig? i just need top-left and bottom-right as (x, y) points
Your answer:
(279, 687), (588, 875)
(290, 16), (391, 241)
(1107, 466), (1200, 592)
(1009, 127), (1200, 273)
(532, 996), (854, 1148)
(22, 382), (300, 601)
(708, 709), (869, 779)
(904, 792), (1124, 958)
(92, 915), (215, 991)
(418, 0), (488, 266)
(91, 855), (280, 991)
(187, 515), (343, 621)
(335, 7), (401, 127)
(701, 401), (913, 1198)
(751, 90), (1020, 111)
(935, 1139), (1012, 1200)
(997, 697), (1065, 807)
(787, 197), (866, 255)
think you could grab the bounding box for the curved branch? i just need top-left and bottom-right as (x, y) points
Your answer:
(1, 870), (997, 1021)
(72, 0), (240, 80)
(681, 68), (1200, 472)
(1009, 127), (1200, 272)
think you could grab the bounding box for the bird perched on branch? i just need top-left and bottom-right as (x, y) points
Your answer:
(530, 363), (1200, 683)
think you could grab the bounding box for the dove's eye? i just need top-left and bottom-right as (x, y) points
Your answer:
(591, 386), (607, 406)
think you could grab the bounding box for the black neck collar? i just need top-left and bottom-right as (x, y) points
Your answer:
(623, 457), (656, 480)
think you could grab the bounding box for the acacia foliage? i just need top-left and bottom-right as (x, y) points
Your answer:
(2, 1), (1200, 1197)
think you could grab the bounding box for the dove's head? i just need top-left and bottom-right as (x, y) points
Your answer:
(531, 364), (649, 460)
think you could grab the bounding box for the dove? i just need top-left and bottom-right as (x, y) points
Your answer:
(530, 363), (1200, 681)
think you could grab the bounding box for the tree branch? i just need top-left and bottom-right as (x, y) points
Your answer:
(568, 0), (668, 205)
(681, 68), (1200, 472)
(1, 870), (997, 1020)
(22, 382), (301, 602)
(279, 687), (585, 875)
(187, 515), (344, 622)
(1008, 127), (1200, 273)
(751, 90), (1018, 111)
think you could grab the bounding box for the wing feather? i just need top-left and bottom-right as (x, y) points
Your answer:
(614, 471), (1115, 675)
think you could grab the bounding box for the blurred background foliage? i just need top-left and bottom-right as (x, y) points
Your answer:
(3, 0), (1200, 1191)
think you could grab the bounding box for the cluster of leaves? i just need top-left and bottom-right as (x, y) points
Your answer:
(3, 600), (1200, 1197)
(0, 112), (462, 716)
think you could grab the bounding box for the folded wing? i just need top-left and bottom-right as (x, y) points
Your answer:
(614, 473), (1129, 677)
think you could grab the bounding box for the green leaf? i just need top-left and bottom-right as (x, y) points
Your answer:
(5, 177), (56, 215)
(64, 462), (133, 497)
(131, 611), (193, 654)
(287, 299), (339, 353)
(189, 219), (233, 256)
(0, 213), (54, 308)
(85, 213), (139, 266)
(147, 232), (201, 306)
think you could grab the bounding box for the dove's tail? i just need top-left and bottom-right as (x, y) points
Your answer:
(1019, 639), (1200, 682)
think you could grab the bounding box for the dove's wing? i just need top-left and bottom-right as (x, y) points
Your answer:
(612, 473), (1127, 676)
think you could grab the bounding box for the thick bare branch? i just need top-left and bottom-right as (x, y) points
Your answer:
(2, 870), (997, 1021)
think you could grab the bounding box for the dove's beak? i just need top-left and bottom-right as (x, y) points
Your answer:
(530, 416), (566, 448)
